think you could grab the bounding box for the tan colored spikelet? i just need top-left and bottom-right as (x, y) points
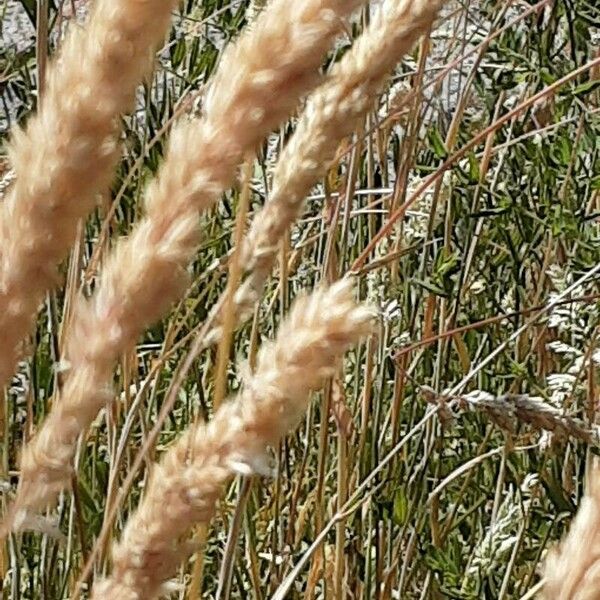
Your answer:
(542, 467), (600, 599)
(0, 0), (177, 388)
(462, 392), (595, 444)
(232, 0), (444, 320)
(90, 279), (373, 599)
(8, 0), (364, 522)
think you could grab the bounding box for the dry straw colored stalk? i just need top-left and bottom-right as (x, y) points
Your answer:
(542, 467), (600, 599)
(230, 0), (444, 323)
(90, 280), (373, 599)
(0, 0), (177, 388)
(8, 0), (363, 525)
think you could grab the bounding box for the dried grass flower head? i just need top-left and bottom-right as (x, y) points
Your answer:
(91, 279), (374, 599)
(6, 0), (365, 524)
(543, 466), (600, 600)
(0, 0), (178, 387)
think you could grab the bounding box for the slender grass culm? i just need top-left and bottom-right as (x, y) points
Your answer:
(90, 280), (373, 599)
(0, 0), (178, 389)
(4, 0), (365, 530)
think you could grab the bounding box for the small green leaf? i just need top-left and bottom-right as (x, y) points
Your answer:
(392, 488), (408, 525)
(541, 472), (575, 513)
(171, 37), (187, 69)
(572, 80), (600, 98)
(412, 278), (448, 297)
(468, 152), (480, 184)
(428, 127), (448, 159)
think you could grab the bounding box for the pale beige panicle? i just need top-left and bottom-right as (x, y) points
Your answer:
(0, 0), (178, 388)
(91, 280), (374, 599)
(234, 0), (445, 318)
(10, 0), (364, 522)
(463, 392), (594, 443)
(543, 468), (600, 600)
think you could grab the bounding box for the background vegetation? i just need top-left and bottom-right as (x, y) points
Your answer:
(1, 0), (599, 597)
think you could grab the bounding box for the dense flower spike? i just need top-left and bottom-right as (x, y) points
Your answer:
(91, 280), (373, 599)
(543, 469), (600, 600)
(0, 0), (178, 387)
(9, 0), (364, 522)
(233, 0), (444, 319)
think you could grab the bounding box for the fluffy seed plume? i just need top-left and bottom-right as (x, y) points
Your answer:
(8, 0), (363, 523)
(542, 467), (600, 599)
(90, 280), (373, 599)
(0, 0), (177, 388)
(231, 0), (444, 320)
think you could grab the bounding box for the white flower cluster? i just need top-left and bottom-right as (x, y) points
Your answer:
(545, 264), (600, 408)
